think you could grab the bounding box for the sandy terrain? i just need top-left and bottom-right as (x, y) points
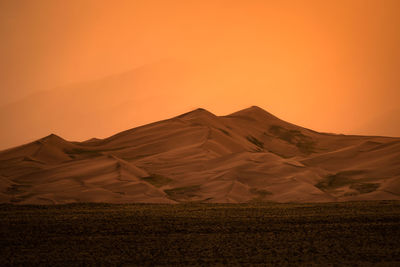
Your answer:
(0, 106), (399, 204)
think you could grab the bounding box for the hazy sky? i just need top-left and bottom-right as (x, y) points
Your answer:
(0, 0), (399, 148)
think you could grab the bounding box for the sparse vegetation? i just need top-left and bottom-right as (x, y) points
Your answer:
(249, 188), (273, 202)
(1, 202), (399, 265)
(218, 128), (231, 136)
(246, 135), (264, 149)
(141, 174), (173, 187)
(250, 188), (272, 197)
(350, 183), (380, 194)
(164, 185), (201, 201)
(316, 170), (379, 195)
(316, 173), (354, 190)
(65, 148), (102, 158)
(269, 125), (315, 154)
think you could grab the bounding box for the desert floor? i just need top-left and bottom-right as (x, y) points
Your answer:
(1, 201), (400, 265)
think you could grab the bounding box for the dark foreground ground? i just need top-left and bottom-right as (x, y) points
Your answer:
(1, 201), (400, 266)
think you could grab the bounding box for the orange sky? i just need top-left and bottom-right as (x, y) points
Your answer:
(0, 0), (399, 149)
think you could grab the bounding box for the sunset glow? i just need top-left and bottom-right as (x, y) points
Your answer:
(1, 0), (399, 149)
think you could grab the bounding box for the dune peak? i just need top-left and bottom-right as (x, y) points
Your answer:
(177, 108), (216, 119)
(226, 105), (281, 122)
(39, 133), (67, 144)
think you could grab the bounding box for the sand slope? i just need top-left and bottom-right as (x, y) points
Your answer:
(1, 106), (399, 204)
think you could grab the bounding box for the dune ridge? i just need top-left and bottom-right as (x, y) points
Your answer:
(1, 106), (399, 204)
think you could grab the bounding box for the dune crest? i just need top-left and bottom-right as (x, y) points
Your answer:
(1, 106), (399, 204)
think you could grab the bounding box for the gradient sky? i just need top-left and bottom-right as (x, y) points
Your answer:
(0, 0), (399, 149)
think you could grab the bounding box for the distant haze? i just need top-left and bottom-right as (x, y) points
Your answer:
(1, 0), (399, 149)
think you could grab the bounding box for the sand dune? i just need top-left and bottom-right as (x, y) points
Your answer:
(1, 106), (399, 204)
